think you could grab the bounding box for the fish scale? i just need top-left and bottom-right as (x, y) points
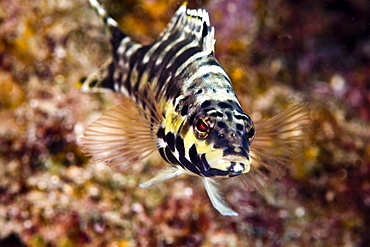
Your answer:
(81, 0), (311, 216)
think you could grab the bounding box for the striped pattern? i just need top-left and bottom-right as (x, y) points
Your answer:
(88, 1), (223, 104)
(86, 0), (255, 179)
(84, 1), (311, 216)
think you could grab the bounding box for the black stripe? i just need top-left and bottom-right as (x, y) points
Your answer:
(140, 38), (181, 87)
(116, 40), (135, 60)
(225, 111), (232, 121)
(175, 136), (185, 156)
(163, 16), (183, 40)
(188, 112), (197, 125)
(130, 46), (151, 95)
(114, 71), (123, 92)
(170, 46), (202, 77)
(158, 147), (169, 164)
(102, 40), (138, 92)
(178, 155), (201, 175)
(207, 168), (229, 177)
(199, 57), (221, 68)
(160, 39), (191, 68)
(180, 105), (188, 116)
(189, 144), (199, 166)
(101, 63), (115, 91)
(176, 54), (205, 81)
(200, 154), (210, 172)
(175, 55), (232, 93)
(165, 147), (180, 165)
(165, 132), (176, 152)
(121, 43), (139, 95)
(161, 46), (202, 100)
(111, 27), (127, 54)
(149, 39), (191, 85)
(160, 76), (179, 101)
(235, 114), (249, 121)
(189, 145), (212, 173)
(159, 147), (182, 168)
(201, 100), (211, 108)
(156, 127), (165, 139)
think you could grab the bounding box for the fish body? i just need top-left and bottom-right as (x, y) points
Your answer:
(81, 0), (310, 216)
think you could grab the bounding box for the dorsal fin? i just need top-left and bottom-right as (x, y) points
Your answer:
(158, 3), (215, 53)
(82, 1), (215, 93)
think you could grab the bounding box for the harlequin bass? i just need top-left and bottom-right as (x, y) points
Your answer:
(81, 0), (310, 216)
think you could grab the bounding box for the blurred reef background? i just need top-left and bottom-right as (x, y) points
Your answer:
(0, 0), (369, 246)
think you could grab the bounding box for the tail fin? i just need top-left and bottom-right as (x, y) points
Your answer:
(81, 0), (139, 93)
(89, 0), (118, 27)
(89, 0), (126, 52)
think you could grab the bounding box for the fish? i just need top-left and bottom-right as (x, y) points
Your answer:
(80, 0), (311, 216)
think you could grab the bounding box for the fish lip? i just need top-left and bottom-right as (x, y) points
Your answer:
(207, 154), (251, 176)
(214, 155), (250, 164)
(209, 155), (251, 167)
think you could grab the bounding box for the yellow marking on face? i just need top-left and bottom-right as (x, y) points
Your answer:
(182, 127), (206, 151)
(163, 102), (186, 134)
(204, 149), (224, 164)
(208, 160), (230, 171)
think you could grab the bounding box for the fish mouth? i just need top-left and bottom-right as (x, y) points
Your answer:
(218, 155), (250, 164)
(209, 155), (251, 177)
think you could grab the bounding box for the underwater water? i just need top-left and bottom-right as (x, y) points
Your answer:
(0, 0), (369, 246)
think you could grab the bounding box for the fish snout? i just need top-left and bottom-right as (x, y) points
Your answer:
(221, 155), (251, 177)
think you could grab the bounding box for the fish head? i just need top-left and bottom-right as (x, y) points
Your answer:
(187, 100), (255, 178)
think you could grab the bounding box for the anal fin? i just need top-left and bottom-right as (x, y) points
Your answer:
(139, 167), (183, 188)
(202, 178), (238, 216)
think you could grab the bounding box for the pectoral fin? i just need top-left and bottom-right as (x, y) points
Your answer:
(202, 178), (238, 216)
(245, 103), (311, 190)
(81, 95), (161, 168)
(140, 167), (183, 188)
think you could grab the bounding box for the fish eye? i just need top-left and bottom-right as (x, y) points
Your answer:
(246, 125), (255, 143)
(195, 118), (210, 139)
